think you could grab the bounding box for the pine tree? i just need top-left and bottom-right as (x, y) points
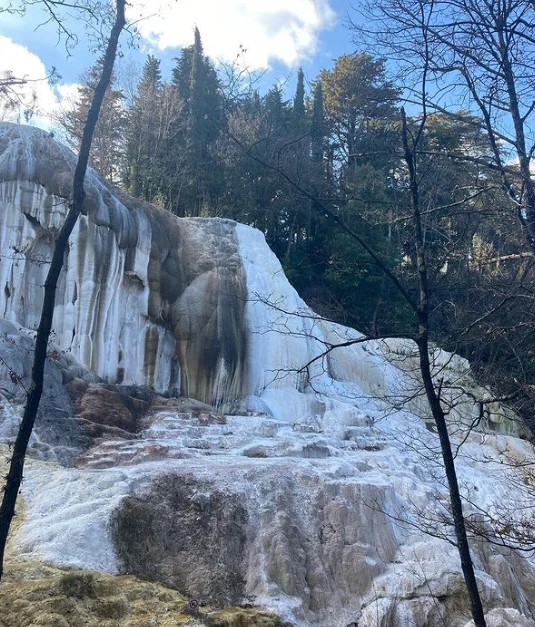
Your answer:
(59, 57), (126, 183)
(264, 85), (285, 130)
(319, 53), (399, 173)
(124, 55), (162, 201)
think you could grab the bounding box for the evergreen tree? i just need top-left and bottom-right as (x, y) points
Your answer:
(282, 78), (329, 298)
(124, 55), (163, 201)
(293, 68), (306, 131)
(310, 80), (324, 164)
(59, 57), (126, 183)
(188, 27), (207, 158)
(282, 69), (316, 273)
(251, 90), (261, 115)
(319, 53), (399, 172)
(298, 54), (402, 329)
(263, 85), (286, 130)
(166, 27), (224, 216)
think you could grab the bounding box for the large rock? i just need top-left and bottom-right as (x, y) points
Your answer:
(111, 474), (248, 606)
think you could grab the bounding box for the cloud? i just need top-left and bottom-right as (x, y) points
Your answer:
(0, 36), (78, 127)
(55, 82), (81, 110)
(128, 0), (336, 69)
(0, 36), (55, 120)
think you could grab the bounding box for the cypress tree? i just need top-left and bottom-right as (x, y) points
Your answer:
(310, 80), (324, 163)
(189, 27), (205, 161)
(293, 68), (306, 132)
(167, 28), (224, 216)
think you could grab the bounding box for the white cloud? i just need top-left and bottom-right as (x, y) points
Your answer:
(55, 82), (81, 111)
(0, 36), (78, 128)
(0, 36), (54, 120)
(128, 0), (336, 69)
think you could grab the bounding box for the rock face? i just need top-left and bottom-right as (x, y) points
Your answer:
(111, 474), (248, 606)
(0, 318), (94, 465)
(0, 123), (247, 406)
(1, 121), (535, 627)
(0, 122), (519, 431)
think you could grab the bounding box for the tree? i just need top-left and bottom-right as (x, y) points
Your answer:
(2, 1), (113, 53)
(344, 10), (535, 618)
(0, 62), (61, 123)
(283, 70), (314, 268)
(354, 0), (535, 256)
(0, 0), (126, 581)
(310, 80), (325, 165)
(58, 56), (126, 183)
(306, 54), (403, 330)
(319, 53), (399, 172)
(399, 107), (487, 625)
(293, 67), (306, 131)
(124, 55), (163, 201)
(166, 27), (224, 216)
(0, 72), (37, 122)
(217, 45), (266, 112)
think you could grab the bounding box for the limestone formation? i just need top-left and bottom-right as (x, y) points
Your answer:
(0, 122), (247, 406)
(0, 122), (534, 627)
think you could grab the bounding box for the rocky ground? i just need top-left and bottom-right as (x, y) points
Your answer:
(0, 560), (289, 627)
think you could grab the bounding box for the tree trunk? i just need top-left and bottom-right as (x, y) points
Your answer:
(401, 107), (487, 627)
(0, 0), (126, 582)
(417, 334), (487, 626)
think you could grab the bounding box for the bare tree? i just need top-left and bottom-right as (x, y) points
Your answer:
(0, 72), (37, 121)
(353, 0), (535, 257)
(399, 106), (487, 626)
(2, 1), (116, 53)
(0, 0), (126, 582)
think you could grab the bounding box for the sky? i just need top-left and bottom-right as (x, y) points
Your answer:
(0, 0), (357, 127)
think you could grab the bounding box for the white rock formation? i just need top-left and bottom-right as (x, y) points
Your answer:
(0, 122), (248, 405)
(0, 122), (534, 627)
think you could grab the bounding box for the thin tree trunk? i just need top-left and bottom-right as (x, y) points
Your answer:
(0, 0), (126, 582)
(401, 107), (487, 627)
(417, 334), (487, 626)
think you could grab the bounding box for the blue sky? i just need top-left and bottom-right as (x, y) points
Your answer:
(0, 0), (359, 126)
